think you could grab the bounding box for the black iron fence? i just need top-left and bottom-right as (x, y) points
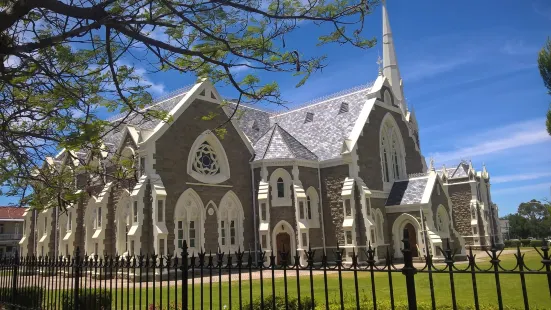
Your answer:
(1, 233), (551, 310)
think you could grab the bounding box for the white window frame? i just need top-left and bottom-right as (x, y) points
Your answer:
(157, 200), (165, 223)
(187, 130), (231, 184)
(269, 168), (293, 207)
(305, 187), (320, 228)
(133, 201), (138, 223)
(345, 230), (353, 245)
(379, 114), (407, 189)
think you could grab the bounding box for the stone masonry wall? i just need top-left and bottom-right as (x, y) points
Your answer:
(356, 105), (424, 191)
(298, 167), (323, 250)
(448, 183), (473, 245)
(429, 181), (462, 252)
(155, 98), (254, 255)
(320, 165), (349, 247)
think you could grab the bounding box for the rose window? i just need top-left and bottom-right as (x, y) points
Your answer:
(192, 142), (220, 175)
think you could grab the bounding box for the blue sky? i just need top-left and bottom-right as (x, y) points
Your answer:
(2, 1), (551, 216)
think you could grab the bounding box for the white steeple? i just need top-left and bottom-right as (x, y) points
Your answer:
(382, 0), (406, 113)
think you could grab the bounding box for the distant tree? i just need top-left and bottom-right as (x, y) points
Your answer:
(503, 213), (529, 239)
(537, 37), (551, 135)
(516, 199), (551, 238)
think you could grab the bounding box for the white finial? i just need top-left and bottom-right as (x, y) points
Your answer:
(429, 157), (435, 171)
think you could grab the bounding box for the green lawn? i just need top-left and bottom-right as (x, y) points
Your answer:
(43, 250), (551, 309)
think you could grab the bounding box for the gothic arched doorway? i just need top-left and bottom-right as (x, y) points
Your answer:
(276, 232), (291, 264)
(403, 223), (418, 257)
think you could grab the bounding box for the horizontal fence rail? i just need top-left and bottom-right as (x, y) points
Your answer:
(1, 233), (550, 310)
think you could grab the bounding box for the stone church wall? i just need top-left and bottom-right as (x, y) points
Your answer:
(155, 98), (254, 254)
(448, 183), (473, 245)
(320, 165), (349, 247)
(298, 167), (323, 250)
(429, 182), (462, 252)
(356, 106), (424, 191)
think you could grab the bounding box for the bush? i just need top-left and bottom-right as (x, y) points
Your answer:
(520, 239), (531, 247)
(0, 286), (43, 309)
(504, 240), (521, 248)
(61, 289), (112, 310)
(244, 296), (315, 310)
(529, 239), (550, 247)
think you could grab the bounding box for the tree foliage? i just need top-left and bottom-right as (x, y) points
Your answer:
(537, 37), (551, 135)
(0, 0), (378, 208)
(504, 199), (551, 239)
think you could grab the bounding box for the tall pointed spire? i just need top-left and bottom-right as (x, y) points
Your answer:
(382, 0), (405, 112)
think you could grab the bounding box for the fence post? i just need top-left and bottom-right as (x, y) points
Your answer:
(73, 247), (81, 310)
(401, 229), (418, 310)
(181, 240), (188, 309)
(11, 250), (19, 305)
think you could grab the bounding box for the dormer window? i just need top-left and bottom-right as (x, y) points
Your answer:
(277, 178), (285, 197)
(304, 112), (314, 123)
(252, 121), (259, 131)
(339, 102), (349, 114)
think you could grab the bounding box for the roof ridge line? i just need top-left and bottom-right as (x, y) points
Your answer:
(276, 124), (318, 160)
(271, 81), (375, 117)
(262, 124), (279, 160)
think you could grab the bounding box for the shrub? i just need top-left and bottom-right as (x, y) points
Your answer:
(0, 286), (43, 309)
(61, 289), (112, 310)
(529, 239), (550, 247)
(520, 239), (531, 247)
(244, 296), (315, 310)
(504, 240), (521, 248)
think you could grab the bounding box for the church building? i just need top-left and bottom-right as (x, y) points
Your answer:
(19, 2), (502, 263)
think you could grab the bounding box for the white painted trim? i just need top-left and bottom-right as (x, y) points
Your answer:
(271, 220), (296, 264)
(391, 213), (423, 259)
(385, 204), (427, 213)
(185, 182), (233, 188)
(218, 190), (245, 253)
(187, 130), (231, 184)
(269, 168), (293, 207)
(421, 173), (437, 204)
(173, 188), (205, 254)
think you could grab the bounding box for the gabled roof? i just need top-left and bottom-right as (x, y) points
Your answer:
(386, 177), (429, 206)
(222, 103), (272, 143)
(254, 124), (318, 161)
(0, 207), (27, 220)
(437, 162), (470, 179)
(267, 84), (373, 161)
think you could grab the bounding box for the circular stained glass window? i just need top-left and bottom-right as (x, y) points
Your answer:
(192, 142), (220, 175)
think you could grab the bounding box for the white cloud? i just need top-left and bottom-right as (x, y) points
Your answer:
(492, 172), (551, 184)
(431, 119), (551, 164)
(3, 55), (20, 68)
(229, 61), (252, 74)
(500, 39), (538, 56)
(403, 58), (472, 82)
(533, 1), (551, 20)
(492, 182), (551, 195)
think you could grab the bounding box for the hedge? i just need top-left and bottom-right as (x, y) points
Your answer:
(0, 286), (43, 309)
(61, 289), (112, 310)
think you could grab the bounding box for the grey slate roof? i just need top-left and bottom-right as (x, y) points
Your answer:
(385, 177), (429, 206)
(223, 103), (273, 143)
(266, 85), (373, 161)
(437, 162), (470, 179)
(254, 124), (318, 161)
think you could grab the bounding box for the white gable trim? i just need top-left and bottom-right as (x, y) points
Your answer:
(141, 79), (254, 155)
(343, 97), (377, 154)
(421, 173), (437, 204)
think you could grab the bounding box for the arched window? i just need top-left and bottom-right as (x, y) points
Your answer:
(375, 210), (385, 243)
(380, 115), (406, 184)
(306, 196), (312, 220)
(270, 168), (292, 206)
(436, 206), (450, 237)
(218, 191), (244, 252)
(174, 189), (204, 252)
(277, 178), (285, 198)
(187, 131), (230, 184)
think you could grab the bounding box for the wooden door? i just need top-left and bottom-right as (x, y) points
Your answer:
(276, 233), (291, 264)
(404, 223), (418, 257)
